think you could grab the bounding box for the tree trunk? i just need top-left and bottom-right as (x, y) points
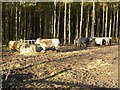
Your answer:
(105, 4), (108, 37)
(86, 9), (89, 38)
(102, 4), (105, 37)
(91, 1), (95, 37)
(64, 2), (67, 44)
(5, 4), (8, 44)
(18, 3), (22, 39)
(75, 11), (78, 39)
(51, 9), (54, 38)
(109, 17), (112, 37)
(44, 13), (47, 38)
(112, 11), (116, 38)
(39, 14), (42, 38)
(18, 4), (21, 39)
(26, 7), (28, 39)
(27, 7), (31, 39)
(68, 3), (71, 44)
(24, 8), (26, 40)
(2, 3), (5, 44)
(57, 5), (60, 38)
(54, 0), (56, 38)
(79, 1), (83, 38)
(97, 18), (100, 37)
(8, 4), (12, 41)
(115, 9), (118, 41)
(0, 2), (2, 45)
(15, 4), (17, 40)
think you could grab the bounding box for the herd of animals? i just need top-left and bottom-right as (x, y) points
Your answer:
(8, 37), (112, 54)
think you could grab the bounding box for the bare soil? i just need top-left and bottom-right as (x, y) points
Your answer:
(1, 44), (119, 89)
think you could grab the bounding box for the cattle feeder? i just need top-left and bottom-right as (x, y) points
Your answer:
(23, 40), (36, 45)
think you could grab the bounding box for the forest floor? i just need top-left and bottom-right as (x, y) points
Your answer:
(1, 44), (119, 89)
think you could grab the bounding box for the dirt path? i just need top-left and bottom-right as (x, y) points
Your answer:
(2, 45), (119, 89)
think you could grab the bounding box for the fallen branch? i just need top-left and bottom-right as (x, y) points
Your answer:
(5, 62), (15, 81)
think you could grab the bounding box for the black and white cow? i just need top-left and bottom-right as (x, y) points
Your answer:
(94, 37), (112, 46)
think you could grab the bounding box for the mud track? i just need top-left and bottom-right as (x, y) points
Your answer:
(1, 45), (119, 89)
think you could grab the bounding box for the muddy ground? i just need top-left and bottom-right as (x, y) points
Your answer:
(1, 44), (119, 89)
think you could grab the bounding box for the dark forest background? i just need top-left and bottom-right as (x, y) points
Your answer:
(2, 2), (120, 45)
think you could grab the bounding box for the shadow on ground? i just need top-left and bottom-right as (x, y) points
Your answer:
(2, 67), (119, 89)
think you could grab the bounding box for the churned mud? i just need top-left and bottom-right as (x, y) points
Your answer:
(1, 44), (119, 89)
